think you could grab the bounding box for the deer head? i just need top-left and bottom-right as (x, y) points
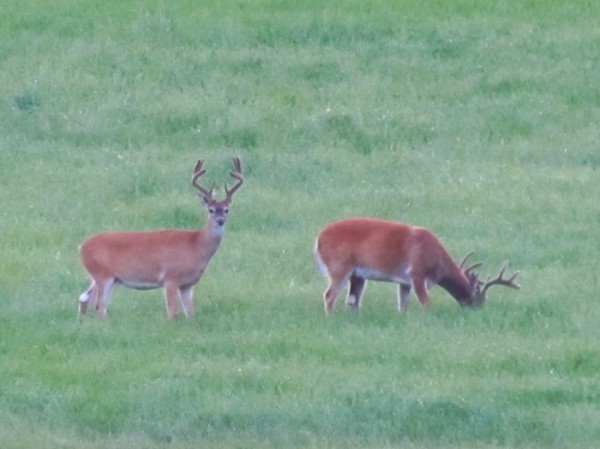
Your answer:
(459, 253), (521, 307)
(192, 157), (244, 228)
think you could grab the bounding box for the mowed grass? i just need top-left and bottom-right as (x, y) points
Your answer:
(1, 1), (600, 448)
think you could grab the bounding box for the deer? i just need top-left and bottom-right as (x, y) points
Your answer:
(78, 157), (244, 320)
(314, 217), (520, 314)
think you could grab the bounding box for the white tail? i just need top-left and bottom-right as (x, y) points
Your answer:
(314, 217), (520, 314)
(78, 157), (244, 320)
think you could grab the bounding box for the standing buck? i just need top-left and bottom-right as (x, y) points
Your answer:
(314, 218), (520, 314)
(78, 157), (244, 320)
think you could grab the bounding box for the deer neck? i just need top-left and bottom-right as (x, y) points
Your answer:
(195, 220), (224, 254)
(437, 265), (474, 305)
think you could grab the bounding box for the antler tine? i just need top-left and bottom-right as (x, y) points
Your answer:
(481, 262), (521, 297)
(465, 262), (483, 275)
(459, 252), (474, 269)
(224, 156), (244, 201)
(458, 252), (483, 275)
(230, 157), (243, 181)
(191, 159), (214, 199)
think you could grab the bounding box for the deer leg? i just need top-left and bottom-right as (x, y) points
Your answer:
(78, 280), (96, 316)
(95, 278), (114, 320)
(164, 281), (180, 320)
(397, 283), (412, 312)
(323, 271), (350, 315)
(179, 286), (194, 317)
(412, 276), (430, 308)
(347, 275), (366, 309)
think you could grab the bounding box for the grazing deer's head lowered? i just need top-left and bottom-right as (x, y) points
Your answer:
(78, 157), (244, 320)
(314, 218), (520, 314)
(456, 252), (521, 307)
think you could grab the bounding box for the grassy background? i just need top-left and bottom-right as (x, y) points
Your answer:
(1, 0), (599, 448)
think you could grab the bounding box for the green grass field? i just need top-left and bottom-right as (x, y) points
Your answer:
(1, 1), (599, 448)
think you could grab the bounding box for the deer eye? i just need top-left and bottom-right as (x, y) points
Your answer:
(224, 208), (229, 214)
(209, 208), (216, 214)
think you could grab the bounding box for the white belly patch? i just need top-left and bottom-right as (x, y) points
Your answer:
(116, 278), (162, 290)
(354, 266), (412, 285)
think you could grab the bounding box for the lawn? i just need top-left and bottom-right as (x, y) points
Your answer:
(1, 1), (599, 448)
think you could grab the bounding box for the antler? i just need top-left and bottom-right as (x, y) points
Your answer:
(459, 252), (483, 275)
(224, 157), (244, 202)
(191, 159), (215, 201)
(480, 262), (521, 297)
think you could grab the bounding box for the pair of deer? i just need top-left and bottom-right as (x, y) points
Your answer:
(79, 157), (520, 320)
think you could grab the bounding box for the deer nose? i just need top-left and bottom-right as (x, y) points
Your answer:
(216, 217), (225, 226)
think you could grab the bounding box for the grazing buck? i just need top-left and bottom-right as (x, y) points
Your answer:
(78, 157), (244, 320)
(314, 218), (520, 314)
